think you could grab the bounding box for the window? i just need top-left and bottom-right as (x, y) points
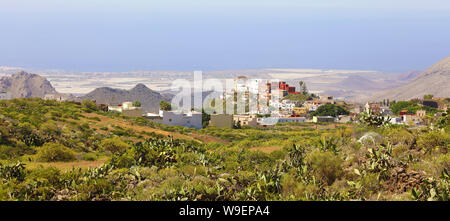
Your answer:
(169, 119), (172, 122)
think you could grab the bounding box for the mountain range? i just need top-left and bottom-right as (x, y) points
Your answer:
(0, 71), (168, 113)
(1, 56), (449, 104)
(81, 83), (168, 113)
(369, 56), (450, 101)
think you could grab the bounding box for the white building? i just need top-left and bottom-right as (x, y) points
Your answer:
(108, 101), (143, 117)
(160, 110), (202, 129)
(234, 76), (249, 93)
(277, 117), (306, 123)
(337, 115), (352, 123)
(312, 116), (335, 123)
(44, 94), (66, 101)
(390, 117), (403, 125)
(304, 101), (321, 112)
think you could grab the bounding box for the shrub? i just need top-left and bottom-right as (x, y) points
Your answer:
(81, 100), (98, 112)
(386, 128), (415, 146)
(36, 143), (76, 162)
(417, 131), (449, 153)
(100, 137), (130, 154)
(82, 153), (98, 161)
(75, 178), (114, 201)
(0, 162), (26, 181)
(392, 145), (409, 159)
(0, 144), (33, 159)
(28, 167), (61, 186)
(306, 150), (343, 185)
(40, 120), (61, 139)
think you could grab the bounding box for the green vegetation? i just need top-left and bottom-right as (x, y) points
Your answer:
(283, 94), (309, 102)
(36, 143), (76, 162)
(100, 138), (130, 154)
(0, 98), (449, 201)
(359, 110), (391, 127)
(311, 104), (349, 117)
(160, 100), (171, 111)
(423, 94), (434, 100)
(298, 81), (308, 95)
(391, 101), (437, 115)
(133, 101), (142, 107)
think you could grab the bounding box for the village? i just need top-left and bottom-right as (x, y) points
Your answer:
(70, 76), (448, 130)
(2, 74), (447, 130)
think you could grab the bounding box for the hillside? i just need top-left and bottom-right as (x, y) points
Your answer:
(396, 70), (422, 81)
(370, 57), (450, 101)
(337, 75), (379, 91)
(0, 98), (448, 201)
(81, 83), (167, 113)
(0, 71), (58, 98)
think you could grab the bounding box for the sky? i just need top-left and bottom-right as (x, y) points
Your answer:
(0, 0), (449, 73)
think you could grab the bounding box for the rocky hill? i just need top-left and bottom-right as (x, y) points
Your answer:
(0, 71), (58, 98)
(369, 56), (450, 101)
(396, 70), (422, 81)
(82, 83), (167, 113)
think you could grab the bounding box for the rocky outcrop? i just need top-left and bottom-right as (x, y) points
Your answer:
(383, 167), (425, 193)
(81, 83), (167, 113)
(0, 71), (58, 98)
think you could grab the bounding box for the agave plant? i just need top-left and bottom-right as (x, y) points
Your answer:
(288, 144), (307, 168)
(83, 164), (114, 180)
(359, 110), (391, 127)
(412, 168), (449, 201)
(0, 162), (26, 182)
(317, 137), (341, 154)
(363, 143), (395, 180)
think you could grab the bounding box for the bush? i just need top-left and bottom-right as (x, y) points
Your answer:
(28, 167), (61, 186)
(82, 153), (98, 161)
(100, 137), (130, 154)
(386, 128), (415, 146)
(0, 162), (26, 181)
(81, 100), (98, 112)
(306, 150), (343, 185)
(36, 143), (76, 162)
(0, 144), (33, 159)
(417, 131), (449, 153)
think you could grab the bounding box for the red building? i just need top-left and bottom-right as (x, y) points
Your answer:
(399, 110), (409, 116)
(277, 82), (299, 95)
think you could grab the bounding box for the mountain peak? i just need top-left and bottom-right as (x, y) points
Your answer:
(132, 83), (150, 90)
(0, 71), (57, 98)
(83, 83), (166, 113)
(421, 56), (450, 77)
(369, 56), (450, 101)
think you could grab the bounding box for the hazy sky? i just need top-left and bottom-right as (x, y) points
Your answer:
(1, 0), (449, 72)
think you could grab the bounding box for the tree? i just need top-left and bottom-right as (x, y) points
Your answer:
(311, 104), (349, 117)
(202, 109), (211, 128)
(298, 81), (308, 95)
(133, 101), (142, 107)
(81, 100), (98, 112)
(424, 94), (434, 100)
(389, 101), (438, 115)
(298, 81), (304, 88)
(160, 101), (171, 111)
